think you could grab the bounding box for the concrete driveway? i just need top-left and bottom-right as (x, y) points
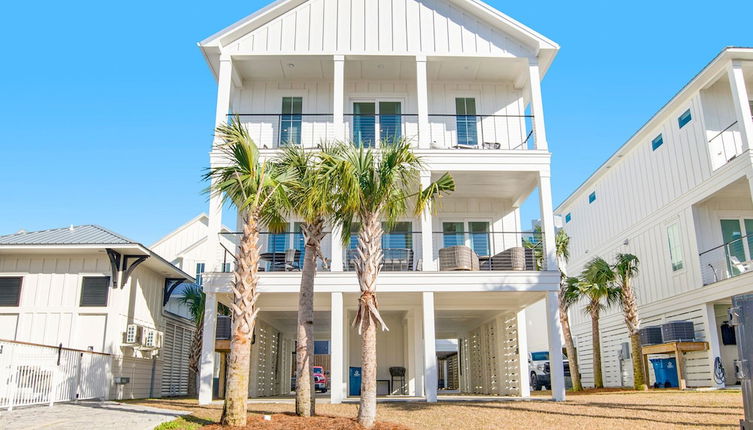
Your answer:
(0, 401), (189, 430)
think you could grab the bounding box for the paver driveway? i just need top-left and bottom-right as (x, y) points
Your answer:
(0, 400), (188, 430)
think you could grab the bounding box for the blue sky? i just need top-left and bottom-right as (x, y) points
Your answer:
(1, 1), (752, 244)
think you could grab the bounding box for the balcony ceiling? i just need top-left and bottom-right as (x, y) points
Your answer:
(434, 170), (538, 200)
(234, 55), (526, 83)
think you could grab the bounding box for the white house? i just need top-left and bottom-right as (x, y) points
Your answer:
(0, 225), (195, 400)
(556, 47), (753, 389)
(196, 0), (566, 405)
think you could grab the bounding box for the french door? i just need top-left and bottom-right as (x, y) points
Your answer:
(720, 218), (753, 274)
(352, 101), (402, 147)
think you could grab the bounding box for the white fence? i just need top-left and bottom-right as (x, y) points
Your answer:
(0, 340), (111, 410)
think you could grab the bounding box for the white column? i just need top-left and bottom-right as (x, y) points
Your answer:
(199, 291), (218, 404)
(330, 224), (344, 272)
(728, 60), (753, 151)
(416, 55), (430, 149)
(517, 308), (531, 398)
(333, 55), (345, 141)
(330, 292), (345, 403)
(702, 303), (725, 388)
(538, 172), (557, 271)
(207, 54), (233, 272)
(545, 291), (566, 401)
(527, 58), (548, 151)
(405, 313), (420, 396)
(422, 292), (437, 402)
(420, 172), (436, 271)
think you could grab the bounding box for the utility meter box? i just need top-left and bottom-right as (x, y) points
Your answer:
(114, 376), (130, 385)
(730, 293), (753, 430)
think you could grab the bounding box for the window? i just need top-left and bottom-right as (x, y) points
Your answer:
(441, 221), (491, 256)
(195, 263), (205, 285)
(565, 213), (572, 224)
(353, 102), (376, 147)
(280, 97), (303, 145)
(379, 102), (402, 143)
(222, 262), (232, 273)
(80, 276), (110, 307)
(678, 109), (692, 129)
(314, 340), (330, 355)
(651, 134), (664, 151)
(588, 192), (596, 204)
(455, 98), (478, 146)
(666, 223), (684, 271)
(442, 222), (465, 247)
(382, 222), (412, 249)
(0, 277), (22, 306)
(469, 222), (491, 257)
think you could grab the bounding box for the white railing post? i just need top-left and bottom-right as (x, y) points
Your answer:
(199, 291), (218, 404)
(527, 58), (548, 151)
(416, 55), (430, 149)
(333, 55), (345, 141)
(420, 172), (435, 271)
(728, 60), (753, 152)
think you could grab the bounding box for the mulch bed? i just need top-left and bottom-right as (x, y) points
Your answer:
(201, 413), (412, 430)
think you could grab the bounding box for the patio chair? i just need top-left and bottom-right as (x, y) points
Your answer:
(284, 248), (300, 271)
(487, 246), (527, 271)
(383, 248), (414, 271)
(729, 256), (752, 274)
(438, 245), (479, 271)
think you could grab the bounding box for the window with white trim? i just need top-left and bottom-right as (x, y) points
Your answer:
(667, 222), (684, 271)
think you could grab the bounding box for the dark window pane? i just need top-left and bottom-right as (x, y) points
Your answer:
(80, 277), (110, 307)
(455, 98), (477, 146)
(379, 102), (402, 143)
(353, 102), (376, 147)
(280, 97), (303, 146)
(0, 277), (22, 306)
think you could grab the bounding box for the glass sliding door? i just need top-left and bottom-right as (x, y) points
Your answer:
(379, 102), (402, 144)
(455, 98), (478, 147)
(721, 219), (747, 275)
(353, 102), (376, 147)
(442, 222), (465, 247)
(280, 97), (303, 146)
(468, 221), (491, 257)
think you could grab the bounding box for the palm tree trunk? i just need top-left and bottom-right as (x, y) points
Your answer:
(354, 213), (384, 429)
(591, 305), (603, 389)
(559, 301), (582, 391)
(221, 212), (261, 427)
(295, 220), (324, 417)
(621, 280), (646, 390)
(187, 321), (203, 397)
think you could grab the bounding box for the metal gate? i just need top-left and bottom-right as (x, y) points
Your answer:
(0, 340), (111, 410)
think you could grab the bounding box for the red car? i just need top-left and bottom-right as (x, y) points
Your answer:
(313, 366), (328, 393)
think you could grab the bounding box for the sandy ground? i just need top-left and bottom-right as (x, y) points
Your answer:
(131, 389), (745, 430)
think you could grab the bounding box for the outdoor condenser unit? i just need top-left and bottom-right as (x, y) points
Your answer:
(661, 321), (695, 343)
(729, 293), (753, 430)
(639, 326), (663, 346)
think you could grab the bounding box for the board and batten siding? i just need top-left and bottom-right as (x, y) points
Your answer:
(225, 0), (533, 57)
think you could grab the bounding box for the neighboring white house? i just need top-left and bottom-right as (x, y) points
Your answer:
(0, 225), (195, 400)
(196, 0), (566, 405)
(556, 47), (753, 389)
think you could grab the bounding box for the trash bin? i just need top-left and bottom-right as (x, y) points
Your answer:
(650, 358), (679, 388)
(349, 367), (362, 396)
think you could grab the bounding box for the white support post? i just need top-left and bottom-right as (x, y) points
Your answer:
(538, 172), (557, 271)
(422, 292), (437, 402)
(545, 291), (566, 401)
(527, 58), (548, 151)
(330, 292), (345, 403)
(416, 55), (430, 149)
(420, 172), (436, 271)
(333, 55), (345, 141)
(517, 308), (531, 398)
(728, 60), (753, 151)
(207, 54), (233, 272)
(199, 291), (218, 404)
(702, 303), (725, 388)
(330, 224), (344, 272)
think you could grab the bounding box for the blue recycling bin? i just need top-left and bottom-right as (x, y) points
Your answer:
(349, 367), (362, 396)
(650, 358), (679, 388)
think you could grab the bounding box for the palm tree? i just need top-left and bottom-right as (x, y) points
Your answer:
(522, 225), (543, 270)
(178, 284), (205, 398)
(613, 253), (647, 390)
(321, 140), (454, 428)
(577, 257), (620, 389)
(204, 117), (289, 426)
(555, 230), (583, 391)
(275, 145), (339, 417)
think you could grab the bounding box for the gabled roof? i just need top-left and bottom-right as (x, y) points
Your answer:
(0, 225), (134, 246)
(199, 0), (559, 77)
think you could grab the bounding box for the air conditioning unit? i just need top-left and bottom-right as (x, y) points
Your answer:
(661, 321), (695, 342)
(125, 324), (143, 344)
(639, 326), (663, 346)
(143, 329), (163, 348)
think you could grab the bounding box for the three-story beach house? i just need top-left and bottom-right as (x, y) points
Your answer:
(196, 0), (564, 404)
(557, 48), (753, 389)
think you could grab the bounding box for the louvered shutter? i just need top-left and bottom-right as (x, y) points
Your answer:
(79, 277), (110, 306)
(0, 277), (22, 306)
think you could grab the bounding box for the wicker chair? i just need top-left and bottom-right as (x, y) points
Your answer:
(438, 245), (480, 271)
(486, 246), (532, 271)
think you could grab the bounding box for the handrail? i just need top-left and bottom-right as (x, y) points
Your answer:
(227, 113), (533, 118)
(707, 121), (738, 143)
(699, 231), (753, 256)
(220, 230), (540, 235)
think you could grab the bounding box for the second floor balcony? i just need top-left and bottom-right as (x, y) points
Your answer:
(233, 112), (535, 151)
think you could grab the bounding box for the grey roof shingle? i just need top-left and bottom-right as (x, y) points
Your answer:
(0, 225), (136, 246)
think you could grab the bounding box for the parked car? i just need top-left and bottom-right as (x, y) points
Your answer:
(290, 366), (329, 393)
(528, 351), (571, 391)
